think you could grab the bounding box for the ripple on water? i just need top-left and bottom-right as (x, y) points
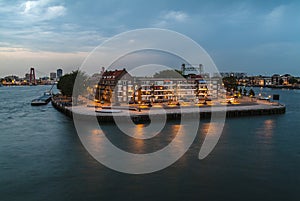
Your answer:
(18, 112), (29, 118)
(292, 89), (300, 93)
(1, 86), (300, 201)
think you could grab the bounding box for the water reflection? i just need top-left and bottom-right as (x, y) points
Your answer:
(91, 129), (101, 135)
(133, 124), (145, 151)
(255, 118), (275, 147)
(76, 120), (200, 173)
(200, 122), (220, 136)
(73, 108), (227, 173)
(86, 129), (105, 153)
(171, 124), (185, 154)
(85, 121), (222, 161)
(85, 122), (188, 154)
(263, 119), (274, 137)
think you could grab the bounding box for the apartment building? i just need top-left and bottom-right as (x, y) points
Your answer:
(96, 68), (223, 103)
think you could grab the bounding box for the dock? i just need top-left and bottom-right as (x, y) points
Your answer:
(51, 97), (286, 123)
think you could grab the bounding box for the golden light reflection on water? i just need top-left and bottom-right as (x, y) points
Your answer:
(171, 124), (181, 136)
(263, 119), (275, 136)
(171, 124), (184, 151)
(201, 123), (210, 135)
(131, 124), (183, 154)
(91, 129), (101, 135)
(133, 124), (145, 150)
(84, 122), (197, 162)
(165, 124), (189, 165)
(255, 119), (275, 139)
(86, 128), (105, 152)
(200, 122), (220, 136)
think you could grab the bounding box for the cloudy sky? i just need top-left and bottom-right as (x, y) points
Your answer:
(0, 0), (299, 77)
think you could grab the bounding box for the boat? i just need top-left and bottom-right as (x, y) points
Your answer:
(258, 96), (271, 101)
(96, 109), (122, 113)
(258, 91), (271, 101)
(31, 91), (52, 106)
(31, 84), (55, 106)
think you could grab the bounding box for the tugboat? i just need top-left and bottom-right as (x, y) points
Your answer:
(31, 91), (52, 106)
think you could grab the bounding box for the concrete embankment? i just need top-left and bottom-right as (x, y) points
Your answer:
(51, 98), (286, 123)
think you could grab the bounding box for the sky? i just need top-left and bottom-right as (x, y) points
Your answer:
(0, 0), (300, 77)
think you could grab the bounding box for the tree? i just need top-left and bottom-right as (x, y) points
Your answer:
(239, 87), (242, 96)
(57, 70), (88, 101)
(279, 78), (284, 85)
(243, 88), (247, 96)
(153, 70), (183, 78)
(222, 76), (238, 92)
(288, 77), (298, 85)
(249, 88), (255, 97)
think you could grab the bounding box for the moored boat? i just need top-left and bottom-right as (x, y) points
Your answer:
(31, 92), (52, 106)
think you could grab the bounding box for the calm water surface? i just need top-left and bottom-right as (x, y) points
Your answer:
(0, 85), (299, 201)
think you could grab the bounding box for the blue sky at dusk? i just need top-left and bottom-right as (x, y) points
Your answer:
(0, 0), (299, 77)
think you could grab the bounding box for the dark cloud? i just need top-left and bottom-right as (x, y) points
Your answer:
(1, 0), (300, 77)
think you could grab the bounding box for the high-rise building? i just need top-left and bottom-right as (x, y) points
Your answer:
(50, 72), (56, 80)
(57, 69), (63, 79)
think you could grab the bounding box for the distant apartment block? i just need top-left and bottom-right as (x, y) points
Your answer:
(227, 72), (297, 87)
(50, 72), (56, 80)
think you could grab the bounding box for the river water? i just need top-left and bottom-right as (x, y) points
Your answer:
(0, 85), (299, 201)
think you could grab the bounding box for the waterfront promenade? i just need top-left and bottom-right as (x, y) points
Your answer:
(52, 97), (286, 122)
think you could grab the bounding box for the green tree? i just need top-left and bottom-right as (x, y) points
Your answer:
(243, 88), (247, 96)
(57, 70), (88, 100)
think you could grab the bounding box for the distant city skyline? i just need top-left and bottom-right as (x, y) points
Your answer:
(2, 66), (299, 80)
(1, 0), (300, 77)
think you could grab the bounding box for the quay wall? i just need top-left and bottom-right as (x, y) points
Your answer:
(51, 99), (286, 123)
